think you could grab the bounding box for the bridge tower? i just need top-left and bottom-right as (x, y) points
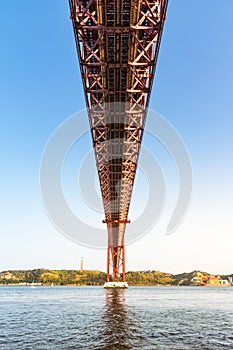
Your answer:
(68, 0), (168, 286)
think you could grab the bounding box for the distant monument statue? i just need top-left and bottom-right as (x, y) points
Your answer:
(80, 257), (84, 271)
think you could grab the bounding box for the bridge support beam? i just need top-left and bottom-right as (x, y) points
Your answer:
(105, 244), (128, 288)
(107, 245), (126, 283)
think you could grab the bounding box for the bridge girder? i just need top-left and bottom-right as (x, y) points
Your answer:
(69, 0), (168, 282)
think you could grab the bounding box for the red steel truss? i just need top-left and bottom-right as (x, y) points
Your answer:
(68, 0), (168, 282)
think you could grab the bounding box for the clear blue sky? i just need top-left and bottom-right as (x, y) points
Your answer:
(1, 1), (233, 274)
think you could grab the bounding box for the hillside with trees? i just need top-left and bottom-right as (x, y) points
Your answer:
(0, 269), (106, 286)
(0, 269), (232, 286)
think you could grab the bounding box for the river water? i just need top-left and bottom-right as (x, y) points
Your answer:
(0, 286), (232, 349)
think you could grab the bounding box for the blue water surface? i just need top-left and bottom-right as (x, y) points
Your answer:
(0, 286), (233, 349)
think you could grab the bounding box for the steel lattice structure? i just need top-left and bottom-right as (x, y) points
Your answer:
(68, 0), (168, 282)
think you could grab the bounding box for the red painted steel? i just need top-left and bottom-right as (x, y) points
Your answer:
(107, 245), (126, 282)
(68, 0), (168, 282)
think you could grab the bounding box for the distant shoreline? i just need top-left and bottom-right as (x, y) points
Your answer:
(0, 269), (232, 287)
(1, 284), (232, 287)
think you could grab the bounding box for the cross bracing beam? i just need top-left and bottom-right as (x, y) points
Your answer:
(69, 0), (168, 282)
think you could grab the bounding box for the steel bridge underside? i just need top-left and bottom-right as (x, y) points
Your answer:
(69, 0), (168, 281)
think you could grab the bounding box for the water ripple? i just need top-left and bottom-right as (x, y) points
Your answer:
(0, 286), (232, 349)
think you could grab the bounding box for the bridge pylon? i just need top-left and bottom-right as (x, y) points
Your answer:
(68, 0), (168, 287)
